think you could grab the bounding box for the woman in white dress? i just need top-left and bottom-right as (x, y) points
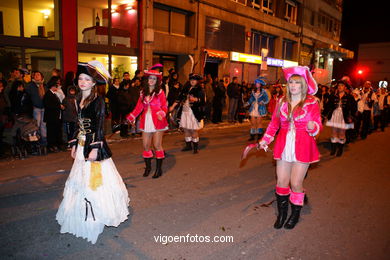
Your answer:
(56, 61), (130, 244)
(169, 74), (205, 154)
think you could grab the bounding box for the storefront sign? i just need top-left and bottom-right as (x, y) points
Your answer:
(231, 52), (262, 64)
(205, 49), (229, 58)
(267, 58), (298, 68)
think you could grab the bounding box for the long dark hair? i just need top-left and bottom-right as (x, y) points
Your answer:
(141, 77), (162, 98)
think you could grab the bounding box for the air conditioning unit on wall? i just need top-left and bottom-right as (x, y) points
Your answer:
(144, 28), (154, 43)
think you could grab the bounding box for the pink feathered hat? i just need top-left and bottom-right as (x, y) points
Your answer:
(144, 69), (162, 80)
(283, 66), (318, 95)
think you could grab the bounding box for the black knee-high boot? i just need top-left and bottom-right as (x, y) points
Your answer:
(143, 158), (152, 177)
(152, 159), (163, 178)
(192, 142), (199, 154)
(336, 143), (344, 157)
(182, 141), (192, 151)
(284, 203), (302, 229)
(274, 194), (289, 229)
(330, 142), (337, 155)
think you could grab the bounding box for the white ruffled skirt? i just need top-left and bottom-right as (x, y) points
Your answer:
(326, 107), (354, 129)
(56, 140), (130, 244)
(180, 103), (203, 130)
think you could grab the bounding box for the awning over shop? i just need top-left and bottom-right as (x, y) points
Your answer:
(204, 49), (229, 58)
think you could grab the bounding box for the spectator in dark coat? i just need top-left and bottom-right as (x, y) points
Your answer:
(106, 78), (121, 132)
(117, 81), (133, 137)
(25, 71), (47, 146)
(43, 76), (64, 152)
(62, 86), (78, 142)
(9, 80), (33, 117)
(212, 79), (226, 123)
(227, 77), (240, 122)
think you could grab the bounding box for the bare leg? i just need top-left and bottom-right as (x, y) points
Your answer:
(290, 162), (310, 193)
(142, 132), (153, 151)
(256, 117), (263, 129)
(276, 160), (293, 188)
(152, 131), (164, 151)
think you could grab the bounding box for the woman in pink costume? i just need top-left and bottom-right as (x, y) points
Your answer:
(126, 69), (168, 179)
(259, 66), (322, 229)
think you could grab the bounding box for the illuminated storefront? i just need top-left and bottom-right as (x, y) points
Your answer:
(0, 0), (140, 80)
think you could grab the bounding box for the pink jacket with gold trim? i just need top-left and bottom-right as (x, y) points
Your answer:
(261, 95), (322, 163)
(126, 90), (168, 131)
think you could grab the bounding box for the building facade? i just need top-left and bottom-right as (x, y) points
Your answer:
(357, 42), (390, 85)
(0, 0), (353, 85)
(147, 0), (353, 84)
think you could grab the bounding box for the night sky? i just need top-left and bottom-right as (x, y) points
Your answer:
(340, 0), (390, 53)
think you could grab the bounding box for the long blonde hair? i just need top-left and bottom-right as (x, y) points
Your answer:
(279, 74), (308, 120)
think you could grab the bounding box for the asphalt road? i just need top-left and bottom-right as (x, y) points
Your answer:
(0, 122), (389, 260)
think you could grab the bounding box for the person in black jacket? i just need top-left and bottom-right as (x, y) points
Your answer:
(62, 86), (78, 143)
(116, 81), (133, 137)
(324, 80), (355, 156)
(227, 77), (241, 122)
(128, 78), (141, 135)
(43, 76), (64, 152)
(106, 78), (121, 132)
(56, 60), (129, 244)
(169, 74), (205, 153)
(212, 79), (226, 123)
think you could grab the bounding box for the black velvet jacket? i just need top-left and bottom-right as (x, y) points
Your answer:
(69, 96), (112, 161)
(176, 84), (206, 121)
(325, 93), (356, 122)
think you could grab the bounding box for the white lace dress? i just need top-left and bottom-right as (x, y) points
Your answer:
(56, 135), (130, 244)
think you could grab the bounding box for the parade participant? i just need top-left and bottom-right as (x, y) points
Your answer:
(324, 80), (355, 156)
(259, 66), (322, 229)
(376, 87), (387, 131)
(245, 77), (269, 141)
(360, 81), (377, 139)
(169, 74), (205, 154)
(56, 61), (130, 244)
(126, 69), (168, 178)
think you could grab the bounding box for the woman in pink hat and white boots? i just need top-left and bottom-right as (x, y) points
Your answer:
(259, 66), (322, 229)
(126, 69), (168, 179)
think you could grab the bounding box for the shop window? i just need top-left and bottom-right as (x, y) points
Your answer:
(0, 47), (60, 80)
(282, 40), (294, 60)
(153, 3), (193, 37)
(25, 49), (61, 80)
(0, 0), (20, 36)
(111, 55), (137, 79)
(78, 0), (108, 44)
(153, 54), (177, 76)
(23, 0), (59, 40)
(78, 52), (109, 71)
(251, 31), (275, 57)
(0, 47), (22, 79)
(318, 56), (325, 69)
(284, 0), (297, 24)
